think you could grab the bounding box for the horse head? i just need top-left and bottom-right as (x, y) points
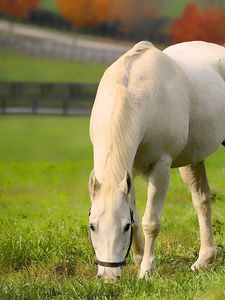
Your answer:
(88, 170), (134, 281)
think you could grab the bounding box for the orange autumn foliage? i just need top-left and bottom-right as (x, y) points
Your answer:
(0, 0), (40, 19)
(171, 3), (225, 44)
(110, 0), (156, 32)
(57, 0), (156, 31)
(57, 0), (110, 28)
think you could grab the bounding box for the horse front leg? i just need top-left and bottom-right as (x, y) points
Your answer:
(139, 155), (171, 279)
(130, 185), (144, 267)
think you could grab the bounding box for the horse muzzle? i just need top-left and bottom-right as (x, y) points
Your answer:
(97, 265), (121, 281)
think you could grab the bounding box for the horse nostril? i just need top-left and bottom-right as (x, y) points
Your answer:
(96, 274), (102, 280)
(116, 275), (121, 279)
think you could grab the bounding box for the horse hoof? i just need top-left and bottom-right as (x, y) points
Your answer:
(138, 268), (154, 279)
(138, 257), (156, 279)
(191, 248), (216, 271)
(191, 261), (202, 271)
(191, 257), (215, 271)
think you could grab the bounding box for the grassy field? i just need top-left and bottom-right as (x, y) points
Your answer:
(0, 116), (224, 300)
(0, 50), (107, 83)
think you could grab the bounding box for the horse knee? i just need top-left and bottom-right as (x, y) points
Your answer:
(142, 220), (160, 237)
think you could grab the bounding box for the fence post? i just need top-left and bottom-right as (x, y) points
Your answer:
(1, 98), (6, 114)
(62, 98), (69, 115)
(32, 98), (38, 114)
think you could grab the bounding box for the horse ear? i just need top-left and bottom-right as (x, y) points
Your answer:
(89, 170), (101, 199)
(119, 171), (132, 195)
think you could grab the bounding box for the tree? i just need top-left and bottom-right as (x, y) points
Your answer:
(109, 0), (157, 33)
(204, 0), (225, 9)
(57, 0), (110, 28)
(0, 0), (40, 19)
(202, 8), (225, 43)
(170, 3), (225, 44)
(57, 0), (157, 35)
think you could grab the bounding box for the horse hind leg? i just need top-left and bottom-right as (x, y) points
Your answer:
(179, 161), (216, 270)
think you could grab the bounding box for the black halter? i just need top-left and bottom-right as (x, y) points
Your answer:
(88, 208), (134, 268)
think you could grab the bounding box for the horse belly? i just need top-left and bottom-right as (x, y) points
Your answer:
(134, 116), (189, 174)
(164, 41), (225, 167)
(172, 87), (225, 167)
(134, 76), (225, 170)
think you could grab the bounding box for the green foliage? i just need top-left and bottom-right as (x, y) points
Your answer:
(0, 50), (106, 83)
(39, 0), (206, 18)
(160, 0), (205, 17)
(0, 116), (224, 299)
(39, 0), (57, 13)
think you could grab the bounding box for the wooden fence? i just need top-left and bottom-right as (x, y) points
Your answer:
(0, 82), (98, 115)
(0, 34), (126, 64)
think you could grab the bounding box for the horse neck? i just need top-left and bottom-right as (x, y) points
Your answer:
(103, 85), (139, 181)
(102, 145), (132, 185)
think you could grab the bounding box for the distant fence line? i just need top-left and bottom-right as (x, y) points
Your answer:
(0, 34), (125, 63)
(0, 82), (98, 115)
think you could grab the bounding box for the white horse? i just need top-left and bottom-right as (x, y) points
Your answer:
(89, 41), (225, 280)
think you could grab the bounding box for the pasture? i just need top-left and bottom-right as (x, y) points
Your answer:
(0, 50), (106, 83)
(0, 115), (224, 299)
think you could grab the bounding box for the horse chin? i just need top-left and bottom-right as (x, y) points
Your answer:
(97, 266), (121, 281)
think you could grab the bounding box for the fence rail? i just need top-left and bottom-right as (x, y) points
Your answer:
(0, 33), (126, 63)
(0, 82), (98, 115)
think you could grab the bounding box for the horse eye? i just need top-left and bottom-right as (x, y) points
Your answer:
(124, 223), (131, 232)
(89, 224), (95, 231)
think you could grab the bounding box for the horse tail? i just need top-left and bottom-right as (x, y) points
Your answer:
(122, 41), (154, 86)
(125, 41), (154, 59)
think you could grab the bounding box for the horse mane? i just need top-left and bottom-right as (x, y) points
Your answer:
(101, 41), (154, 191)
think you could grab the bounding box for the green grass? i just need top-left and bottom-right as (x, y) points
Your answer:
(0, 50), (107, 83)
(0, 116), (224, 299)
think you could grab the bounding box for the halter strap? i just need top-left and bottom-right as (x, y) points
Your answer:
(95, 260), (126, 268)
(88, 208), (134, 268)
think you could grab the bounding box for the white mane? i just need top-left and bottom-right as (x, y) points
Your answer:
(101, 42), (154, 189)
